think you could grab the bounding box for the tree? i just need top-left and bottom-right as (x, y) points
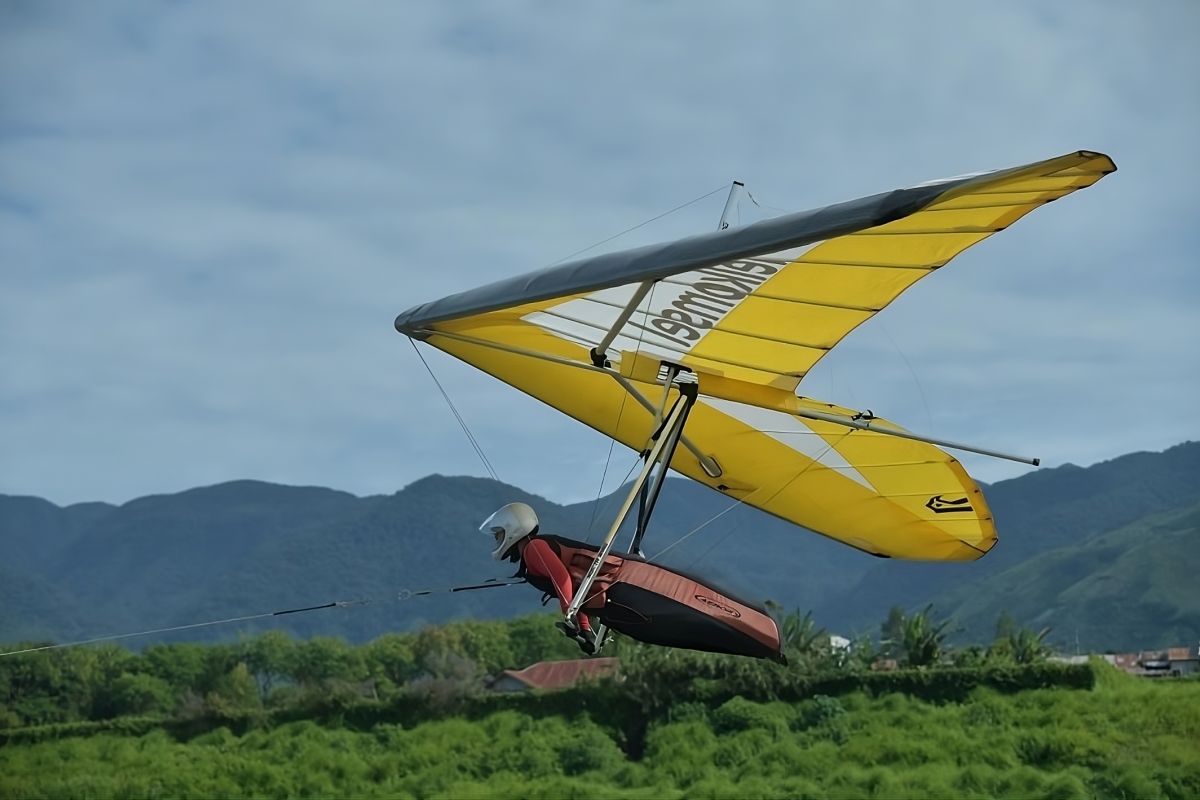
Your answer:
(988, 613), (1052, 664)
(880, 607), (905, 659)
(1009, 626), (1052, 664)
(995, 611), (1018, 641)
(108, 672), (175, 716)
(364, 633), (418, 692)
(205, 662), (260, 716)
(240, 631), (296, 702)
(0, 649), (69, 725)
(291, 637), (362, 687)
(141, 643), (210, 694)
(845, 635), (880, 670)
(896, 605), (952, 668)
(504, 615), (580, 667)
(777, 608), (828, 663)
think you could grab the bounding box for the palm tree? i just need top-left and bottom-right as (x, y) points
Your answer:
(1009, 626), (1053, 664)
(895, 605), (952, 668)
(879, 606), (905, 659)
(989, 613), (1052, 664)
(767, 602), (829, 662)
(781, 609), (828, 657)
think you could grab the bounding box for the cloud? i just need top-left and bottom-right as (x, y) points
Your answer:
(1, 1), (1197, 505)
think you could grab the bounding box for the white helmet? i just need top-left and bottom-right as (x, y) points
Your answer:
(480, 502), (539, 560)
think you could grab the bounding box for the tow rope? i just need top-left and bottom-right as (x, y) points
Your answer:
(0, 578), (527, 658)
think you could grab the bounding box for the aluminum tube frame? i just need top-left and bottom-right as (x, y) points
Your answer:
(590, 281), (653, 367)
(410, 328), (1036, 466)
(419, 328), (721, 475)
(631, 402), (688, 557)
(792, 408), (1040, 466)
(565, 395), (693, 621)
(718, 181), (744, 230)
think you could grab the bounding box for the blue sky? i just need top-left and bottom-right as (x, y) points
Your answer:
(2, 2), (1197, 506)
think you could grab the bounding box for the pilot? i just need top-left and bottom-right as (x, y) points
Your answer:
(481, 502), (598, 655)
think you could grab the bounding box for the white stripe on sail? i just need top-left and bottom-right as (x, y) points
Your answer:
(705, 397), (874, 491)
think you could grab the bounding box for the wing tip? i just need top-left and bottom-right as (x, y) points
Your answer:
(1076, 149), (1118, 173)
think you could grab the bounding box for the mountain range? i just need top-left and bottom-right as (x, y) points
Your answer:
(2, 441), (1197, 653)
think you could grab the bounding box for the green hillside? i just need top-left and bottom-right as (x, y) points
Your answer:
(944, 502), (1200, 651)
(0, 565), (85, 644)
(0, 494), (113, 572)
(0, 473), (872, 647)
(2, 442), (1197, 652)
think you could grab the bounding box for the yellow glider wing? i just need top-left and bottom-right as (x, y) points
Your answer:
(396, 151), (1115, 560)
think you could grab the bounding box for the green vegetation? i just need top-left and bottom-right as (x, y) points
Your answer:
(2, 612), (1198, 798)
(1, 663), (1197, 798)
(0, 609), (1093, 732)
(4, 441), (1198, 652)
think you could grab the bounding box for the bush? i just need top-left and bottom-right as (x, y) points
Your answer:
(106, 673), (175, 717)
(796, 694), (846, 728)
(710, 697), (787, 735)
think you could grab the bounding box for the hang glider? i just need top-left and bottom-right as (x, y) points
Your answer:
(397, 150), (1114, 566)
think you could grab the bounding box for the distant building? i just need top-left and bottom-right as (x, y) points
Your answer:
(1097, 644), (1199, 678)
(489, 658), (620, 693)
(1048, 654), (1090, 666)
(829, 635), (851, 651)
(1167, 645), (1200, 677)
(1104, 652), (1143, 673)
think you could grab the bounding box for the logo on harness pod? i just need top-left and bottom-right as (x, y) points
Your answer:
(695, 594), (742, 618)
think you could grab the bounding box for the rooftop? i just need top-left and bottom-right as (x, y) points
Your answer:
(493, 658), (620, 691)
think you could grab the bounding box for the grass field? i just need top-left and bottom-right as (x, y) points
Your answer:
(2, 665), (1197, 799)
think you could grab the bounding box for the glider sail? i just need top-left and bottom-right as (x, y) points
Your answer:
(396, 151), (1115, 561)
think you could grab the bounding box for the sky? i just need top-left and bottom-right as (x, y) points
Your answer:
(2, 1), (1198, 507)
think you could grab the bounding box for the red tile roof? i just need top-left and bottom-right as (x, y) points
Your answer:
(496, 658), (619, 691)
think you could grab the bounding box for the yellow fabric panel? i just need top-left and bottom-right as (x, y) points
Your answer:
(741, 263), (925, 311)
(798, 231), (993, 268)
(965, 175), (1100, 193)
(429, 329), (993, 560)
(871, 205), (1028, 233)
(707, 295), (873, 349)
(690, 328), (825, 376)
(685, 151), (1114, 386)
(673, 356), (798, 389)
(931, 190), (1074, 210)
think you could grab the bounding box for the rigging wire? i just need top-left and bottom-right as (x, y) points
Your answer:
(878, 320), (935, 435)
(669, 428), (858, 571)
(409, 339), (500, 482)
(0, 579), (527, 658)
(585, 453), (642, 544)
(585, 436), (621, 541)
(0, 606), (347, 657)
(645, 487), (761, 564)
(546, 184), (730, 267)
(745, 189), (791, 216)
